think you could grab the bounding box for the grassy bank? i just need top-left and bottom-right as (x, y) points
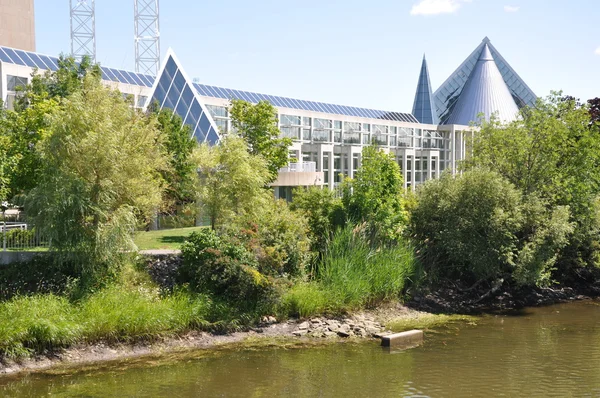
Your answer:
(0, 286), (211, 359)
(133, 227), (206, 250)
(281, 227), (416, 318)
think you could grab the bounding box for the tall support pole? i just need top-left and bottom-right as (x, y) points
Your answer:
(70, 0), (96, 62)
(134, 0), (160, 76)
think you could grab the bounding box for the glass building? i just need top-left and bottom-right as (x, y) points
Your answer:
(0, 36), (534, 194)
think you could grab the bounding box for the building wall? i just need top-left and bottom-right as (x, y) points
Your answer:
(0, 0), (35, 52)
(0, 62), (154, 110)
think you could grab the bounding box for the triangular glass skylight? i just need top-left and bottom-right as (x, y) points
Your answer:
(148, 51), (220, 144)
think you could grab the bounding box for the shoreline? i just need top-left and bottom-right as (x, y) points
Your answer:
(0, 304), (436, 377)
(1, 286), (597, 378)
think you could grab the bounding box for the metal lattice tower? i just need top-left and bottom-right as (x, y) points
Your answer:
(134, 0), (160, 76)
(70, 0), (96, 62)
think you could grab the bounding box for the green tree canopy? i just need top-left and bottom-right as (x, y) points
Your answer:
(229, 99), (292, 179)
(149, 103), (197, 211)
(194, 136), (272, 229)
(25, 76), (166, 281)
(411, 169), (573, 286)
(343, 145), (407, 242)
(463, 93), (600, 269)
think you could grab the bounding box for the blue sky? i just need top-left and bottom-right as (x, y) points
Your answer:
(35, 0), (599, 112)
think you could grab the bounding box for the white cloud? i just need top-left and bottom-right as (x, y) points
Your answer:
(410, 0), (471, 16)
(504, 5), (520, 12)
(596, 47), (600, 56)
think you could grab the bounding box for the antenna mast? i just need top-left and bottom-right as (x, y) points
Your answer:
(134, 0), (160, 75)
(70, 0), (96, 62)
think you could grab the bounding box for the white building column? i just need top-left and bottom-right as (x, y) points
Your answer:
(450, 127), (456, 176)
(402, 151), (408, 189)
(427, 152), (432, 181)
(411, 155), (416, 191)
(328, 150), (335, 191)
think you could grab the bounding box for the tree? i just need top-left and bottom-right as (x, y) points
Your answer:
(464, 93), (600, 270)
(25, 76), (166, 282)
(343, 145), (407, 242)
(229, 99), (292, 179)
(194, 136), (272, 229)
(589, 97), (600, 126)
(150, 104), (197, 211)
(411, 169), (573, 286)
(0, 55), (99, 201)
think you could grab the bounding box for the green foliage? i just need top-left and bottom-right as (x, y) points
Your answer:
(229, 99), (292, 179)
(150, 104), (197, 211)
(0, 287), (211, 359)
(411, 169), (573, 286)
(464, 93), (600, 270)
(23, 55), (102, 104)
(343, 145), (407, 242)
(281, 225), (416, 317)
(25, 76), (166, 284)
(290, 186), (346, 253)
(0, 295), (80, 357)
(194, 136), (272, 229)
(180, 229), (277, 308)
(78, 286), (210, 342)
(235, 199), (311, 277)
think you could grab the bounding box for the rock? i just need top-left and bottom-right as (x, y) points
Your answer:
(337, 330), (351, 338)
(323, 331), (337, 338)
(293, 330), (308, 336)
(298, 321), (310, 330)
(327, 324), (340, 332)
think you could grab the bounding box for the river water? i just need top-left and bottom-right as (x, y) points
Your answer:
(2, 300), (600, 397)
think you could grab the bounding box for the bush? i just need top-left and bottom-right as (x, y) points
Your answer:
(410, 169), (573, 286)
(290, 186), (346, 253)
(236, 200), (311, 278)
(180, 229), (277, 309)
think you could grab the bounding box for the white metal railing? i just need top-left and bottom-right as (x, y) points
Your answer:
(279, 162), (317, 173)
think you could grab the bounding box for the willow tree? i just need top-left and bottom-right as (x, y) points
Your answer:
(26, 76), (166, 283)
(194, 136), (272, 230)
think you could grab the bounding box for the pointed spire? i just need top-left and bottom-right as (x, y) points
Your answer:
(412, 54), (439, 125)
(444, 43), (520, 125)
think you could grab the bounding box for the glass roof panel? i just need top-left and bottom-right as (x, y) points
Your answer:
(127, 72), (145, 86)
(0, 48), (13, 63)
(43, 56), (59, 71)
(27, 53), (50, 69)
(13, 49), (37, 67)
(2, 48), (26, 65)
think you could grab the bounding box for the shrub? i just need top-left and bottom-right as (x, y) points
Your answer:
(180, 229), (277, 308)
(410, 169), (573, 286)
(290, 186), (346, 253)
(236, 200), (311, 278)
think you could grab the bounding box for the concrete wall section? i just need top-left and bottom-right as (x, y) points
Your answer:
(0, 0), (35, 52)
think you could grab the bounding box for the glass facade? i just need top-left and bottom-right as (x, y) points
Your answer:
(151, 56), (220, 144)
(433, 39), (536, 124)
(412, 57), (439, 124)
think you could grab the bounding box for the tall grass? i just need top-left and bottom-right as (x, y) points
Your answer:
(282, 226), (416, 318)
(0, 287), (211, 359)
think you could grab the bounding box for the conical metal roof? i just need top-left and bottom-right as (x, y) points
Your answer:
(444, 44), (520, 125)
(412, 55), (439, 125)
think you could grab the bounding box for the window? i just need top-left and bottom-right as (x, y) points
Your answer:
(205, 105), (228, 118)
(137, 95), (148, 108)
(7, 75), (28, 91)
(280, 114), (301, 126)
